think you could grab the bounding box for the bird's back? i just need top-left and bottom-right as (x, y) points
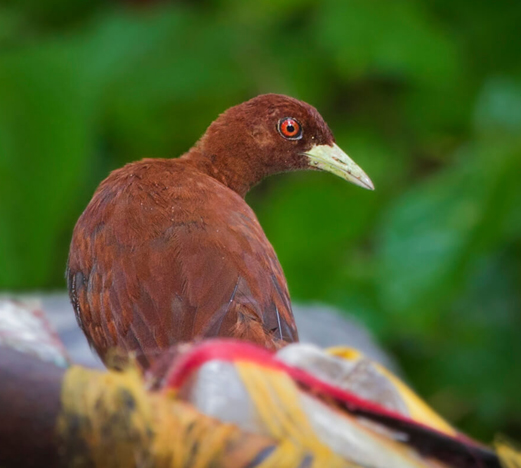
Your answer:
(67, 158), (298, 368)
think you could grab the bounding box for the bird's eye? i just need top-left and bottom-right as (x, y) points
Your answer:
(278, 117), (302, 140)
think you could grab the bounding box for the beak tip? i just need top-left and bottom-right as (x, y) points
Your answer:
(357, 175), (375, 191)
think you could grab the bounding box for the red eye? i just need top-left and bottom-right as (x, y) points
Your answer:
(278, 117), (302, 140)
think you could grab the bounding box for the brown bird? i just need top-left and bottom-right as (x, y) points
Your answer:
(67, 94), (373, 369)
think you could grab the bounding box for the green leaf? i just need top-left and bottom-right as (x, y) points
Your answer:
(0, 45), (95, 288)
(377, 138), (521, 326)
(317, 0), (459, 86)
(474, 77), (521, 134)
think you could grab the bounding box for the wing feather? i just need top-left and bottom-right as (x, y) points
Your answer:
(67, 162), (298, 368)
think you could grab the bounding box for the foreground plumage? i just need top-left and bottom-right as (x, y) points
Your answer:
(67, 94), (373, 368)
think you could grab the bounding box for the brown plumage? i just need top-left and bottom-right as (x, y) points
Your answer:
(67, 94), (373, 369)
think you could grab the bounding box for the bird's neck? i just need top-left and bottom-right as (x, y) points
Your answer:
(180, 148), (270, 198)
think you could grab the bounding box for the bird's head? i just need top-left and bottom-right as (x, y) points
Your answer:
(195, 94), (374, 194)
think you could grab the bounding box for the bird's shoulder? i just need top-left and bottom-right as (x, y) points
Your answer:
(80, 158), (259, 234)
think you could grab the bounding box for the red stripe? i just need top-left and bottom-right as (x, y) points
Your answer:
(162, 339), (482, 450)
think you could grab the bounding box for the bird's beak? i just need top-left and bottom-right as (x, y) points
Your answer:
(304, 143), (375, 190)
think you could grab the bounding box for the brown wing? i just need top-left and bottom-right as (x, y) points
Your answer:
(67, 161), (298, 368)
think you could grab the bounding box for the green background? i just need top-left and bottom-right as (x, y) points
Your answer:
(1, 0), (520, 441)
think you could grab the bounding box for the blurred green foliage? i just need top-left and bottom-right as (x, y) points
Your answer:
(0, 0), (520, 440)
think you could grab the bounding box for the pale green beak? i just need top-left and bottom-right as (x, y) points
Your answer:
(304, 143), (374, 190)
